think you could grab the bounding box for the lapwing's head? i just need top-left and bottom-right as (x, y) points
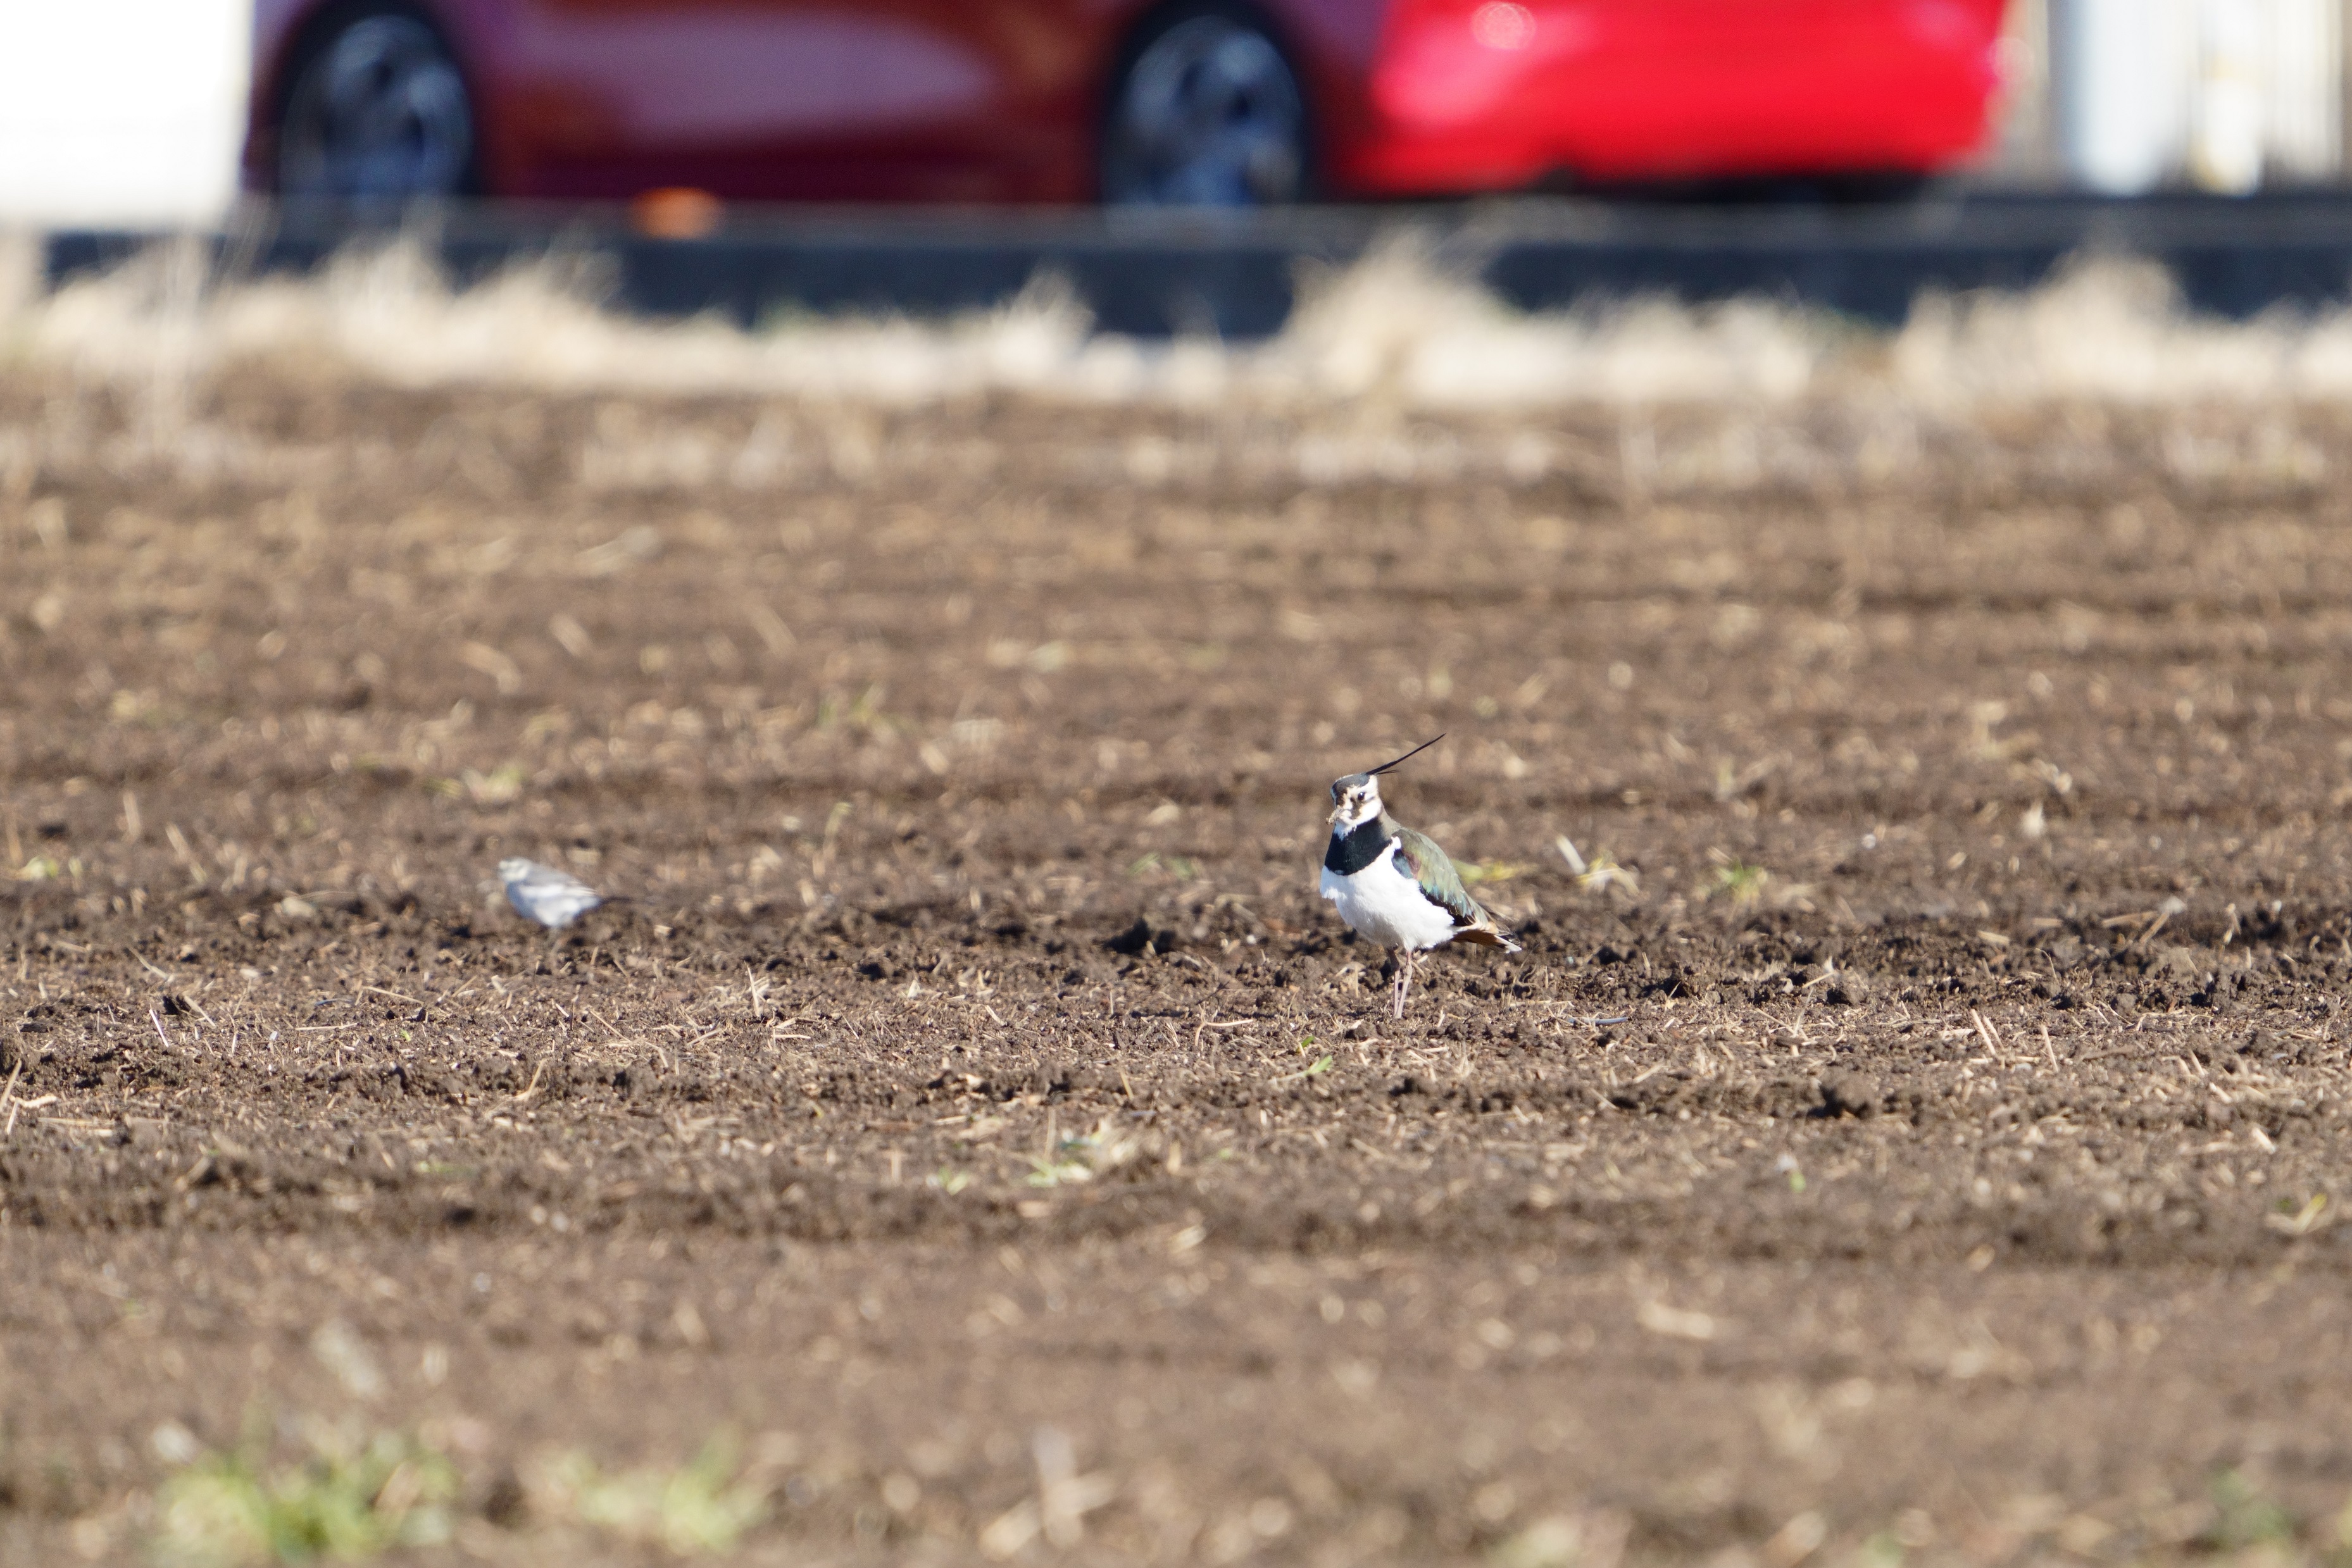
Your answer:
(496, 857), (533, 885)
(1328, 772), (1384, 830)
(1327, 734), (1444, 832)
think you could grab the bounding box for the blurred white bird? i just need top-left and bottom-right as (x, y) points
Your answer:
(497, 857), (603, 928)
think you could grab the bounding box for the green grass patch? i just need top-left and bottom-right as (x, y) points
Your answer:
(532, 1436), (769, 1555)
(152, 1425), (456, 1567)
(1706, 850), (1772, 908)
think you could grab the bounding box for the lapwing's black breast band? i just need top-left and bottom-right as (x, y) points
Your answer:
(1323, 818), (1389, 876)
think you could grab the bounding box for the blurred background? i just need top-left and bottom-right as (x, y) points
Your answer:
(4, 0), (2352, 230)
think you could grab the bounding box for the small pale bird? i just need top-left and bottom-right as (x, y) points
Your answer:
(497, 857), (603, 929)
(1317, 735), (1520, 1019)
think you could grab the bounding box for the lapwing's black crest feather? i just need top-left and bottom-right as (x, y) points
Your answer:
(1365, 733), (1444, 778)
(1330, 735), (1444, 802)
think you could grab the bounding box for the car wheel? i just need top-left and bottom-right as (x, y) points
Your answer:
(277, 9), (475, 203)
(1101, 7), (1308, 207)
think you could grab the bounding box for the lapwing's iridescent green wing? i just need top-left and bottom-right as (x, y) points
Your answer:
(1387, 821), (1493, 932)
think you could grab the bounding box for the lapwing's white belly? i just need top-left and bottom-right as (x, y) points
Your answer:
(1320, 847), (1460, 952)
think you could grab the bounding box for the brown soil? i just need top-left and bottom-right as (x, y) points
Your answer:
(4, 373), (2352, 1565)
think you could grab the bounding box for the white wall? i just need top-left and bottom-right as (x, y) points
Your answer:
(2051, 0), (2343, 192)
(0, 0), (251, 227)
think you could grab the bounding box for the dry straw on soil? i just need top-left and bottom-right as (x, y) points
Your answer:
(10, 228), (2352, 411)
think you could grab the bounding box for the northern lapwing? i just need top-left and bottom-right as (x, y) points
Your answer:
(497, 857), (604, 929)
(1318, 735), (1520, 1019)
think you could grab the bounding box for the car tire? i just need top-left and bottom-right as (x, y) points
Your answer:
(276, 6), (477, 204)
(1101, 4), (1310, 207)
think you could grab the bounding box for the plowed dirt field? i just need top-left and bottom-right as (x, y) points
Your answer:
(5, 366), (2352, 1565)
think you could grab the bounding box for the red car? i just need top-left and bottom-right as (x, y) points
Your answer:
(245, 0), (2008, 207)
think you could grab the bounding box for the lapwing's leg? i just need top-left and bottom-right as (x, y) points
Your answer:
(1392, 950), (1415, 1020)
